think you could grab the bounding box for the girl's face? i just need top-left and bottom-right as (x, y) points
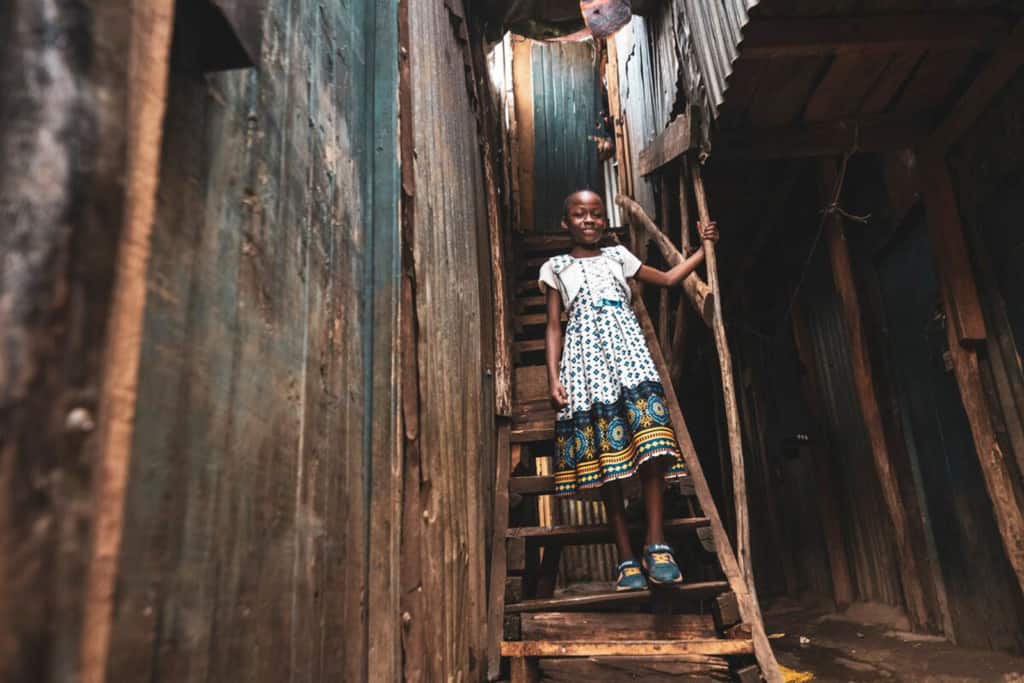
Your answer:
(561, 192), (607, 246)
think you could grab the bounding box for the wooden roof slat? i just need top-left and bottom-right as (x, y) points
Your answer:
(714, 118), (924, 159)
(804, 53), (891, 122)
(858, 51), (924, 114)
(740, 14), (1012, 59)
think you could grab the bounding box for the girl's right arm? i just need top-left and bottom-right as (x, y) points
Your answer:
(545, 287), (569, 407)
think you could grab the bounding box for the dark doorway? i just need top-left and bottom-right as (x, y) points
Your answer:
(874, 218), (1024, 652)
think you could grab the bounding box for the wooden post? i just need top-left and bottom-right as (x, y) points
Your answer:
(819, 159), (932, 629)
(670, 170), (692, 384)
(658, 176), (672, 351)
(78, 3), (176, 680)
(917, 152), (1024, 596)
(791, 303), (855, 608)
(511, 35), (535, 231)
(487, 424), (513, 679)
(688, 160), (753, 596)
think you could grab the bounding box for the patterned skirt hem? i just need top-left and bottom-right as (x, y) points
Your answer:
(554, 446), (688, 499)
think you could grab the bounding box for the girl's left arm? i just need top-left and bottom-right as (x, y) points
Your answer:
(633, 221), (718, 288)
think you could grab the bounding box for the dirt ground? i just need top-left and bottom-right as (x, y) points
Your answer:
(765, 599), (1024, 683)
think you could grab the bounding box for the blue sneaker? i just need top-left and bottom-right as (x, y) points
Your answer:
(615, 559), (649, 592)
(643, 543), (683, 584)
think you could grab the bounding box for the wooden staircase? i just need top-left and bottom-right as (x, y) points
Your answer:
(487, 233), (774, 682)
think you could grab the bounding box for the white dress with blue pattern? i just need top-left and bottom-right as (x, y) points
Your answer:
(539, 246), (687, 498)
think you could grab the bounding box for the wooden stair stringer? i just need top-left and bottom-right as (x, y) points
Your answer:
(628, 280), (782, 682)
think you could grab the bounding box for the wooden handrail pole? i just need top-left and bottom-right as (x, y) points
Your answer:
(615, 194), (714, 326)
(689, 159), (779, 681)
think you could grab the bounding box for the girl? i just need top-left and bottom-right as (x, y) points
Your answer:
(538, 189), (718, 591)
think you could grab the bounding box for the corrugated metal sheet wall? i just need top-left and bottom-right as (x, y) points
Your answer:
(799, 246), (905, 607)
(613, 17), (658, 214)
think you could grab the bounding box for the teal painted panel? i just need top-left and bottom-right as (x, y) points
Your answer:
(531, 41), (603, 232)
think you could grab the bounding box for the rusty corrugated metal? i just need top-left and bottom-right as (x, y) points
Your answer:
(676, 0), (758, 143)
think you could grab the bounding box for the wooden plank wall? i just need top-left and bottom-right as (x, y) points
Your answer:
(102, 1), (404, 681)
(0, 2), (134, 681)
(401, 1), (497, 681)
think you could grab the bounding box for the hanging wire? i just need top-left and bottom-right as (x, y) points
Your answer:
(774, 122), (871, 340)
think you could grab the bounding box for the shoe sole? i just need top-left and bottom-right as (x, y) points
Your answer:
(615, 584), (649, 592)
(642, 560), (684, 585)
(646, 574), (684, 585)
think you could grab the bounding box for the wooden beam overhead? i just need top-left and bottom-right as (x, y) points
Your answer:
(929, 20), (1024, 153)
(714, 119), (924, 160)
(637, 113), (692, 176)
(740, 14), (1012, 59)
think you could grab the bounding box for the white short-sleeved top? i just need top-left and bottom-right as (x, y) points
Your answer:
(538, 245), (643, 310)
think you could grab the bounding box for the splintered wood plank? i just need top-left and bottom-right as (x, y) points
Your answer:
(505, 581), (731, 614)
(501, 639), (753, 657)
(507, 516), (709, 545)
(487, 422), (513, 678)
(638, 114), (692, 176)
(521, 612), (716, 641)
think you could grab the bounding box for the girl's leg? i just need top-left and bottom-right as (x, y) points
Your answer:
(600, 481), (634, 560)
(639, 459), (666, 546)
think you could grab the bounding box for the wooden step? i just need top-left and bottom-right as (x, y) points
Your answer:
(514, 366), (550, 403)
(525, 655), (734, 681)
(515, 312), (565, 333)
(505, 580), (731, 614)
(501, 638), (752, 657)
(509, 475), (555, 495)
(513, 339), (546, 356)
(510, 474), (696, 496)
(517, 295), (546, 310)
(517, 279), (541, 294)
(519, 611), (716, 641)
(511, 420), (553, 443)
(507, 516), (709, 545)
